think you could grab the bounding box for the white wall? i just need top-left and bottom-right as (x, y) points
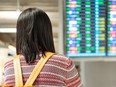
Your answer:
(84, 62), (116, 87)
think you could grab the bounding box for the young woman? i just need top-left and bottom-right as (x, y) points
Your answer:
(4, 8), (83, 87)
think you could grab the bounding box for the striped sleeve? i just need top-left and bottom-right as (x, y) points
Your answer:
(65, 58), (83, 87)
(4, 60), (15, 85)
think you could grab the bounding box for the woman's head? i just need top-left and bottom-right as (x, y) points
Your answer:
(16, 8), (55, 64)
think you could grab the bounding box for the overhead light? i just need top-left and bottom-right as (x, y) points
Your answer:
(8, 45), (16, 52)
(0, 28), (16, 33)
(0, 11), (21, 20)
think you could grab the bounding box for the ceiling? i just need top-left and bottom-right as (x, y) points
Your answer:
(0, 0), (59, 47)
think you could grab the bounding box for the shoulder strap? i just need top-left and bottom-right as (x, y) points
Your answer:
(13, 55), (23, 87)
(24, 52), (55, 87)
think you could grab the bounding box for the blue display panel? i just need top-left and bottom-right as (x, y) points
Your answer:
(108, 0), (116, 56)
(65, 0), (106, 57)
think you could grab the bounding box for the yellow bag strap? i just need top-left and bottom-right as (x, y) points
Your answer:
(13, 55), (23, 87)
(13, 52), (54, 87)
(24, 52), (55, 86)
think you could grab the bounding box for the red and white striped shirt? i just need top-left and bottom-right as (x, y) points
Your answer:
(4, 54), (83, 87)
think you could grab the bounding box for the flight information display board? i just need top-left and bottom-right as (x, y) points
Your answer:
(65, 0), (106, 57)
(107, 0), (116, 56)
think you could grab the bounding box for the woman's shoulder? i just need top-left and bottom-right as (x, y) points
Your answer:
(52, 54), (70, 60)
(4, 58), (14, 69)
(50, 54), (73, 66)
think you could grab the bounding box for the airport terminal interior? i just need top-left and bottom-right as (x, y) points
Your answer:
(0, 0), (116, 87)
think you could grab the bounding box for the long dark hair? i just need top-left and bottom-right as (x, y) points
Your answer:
(16, 8), (55, 64)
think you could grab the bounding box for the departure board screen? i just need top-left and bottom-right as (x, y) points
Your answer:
(65, 0), (106, 57)
(107, 0), (116, 56)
